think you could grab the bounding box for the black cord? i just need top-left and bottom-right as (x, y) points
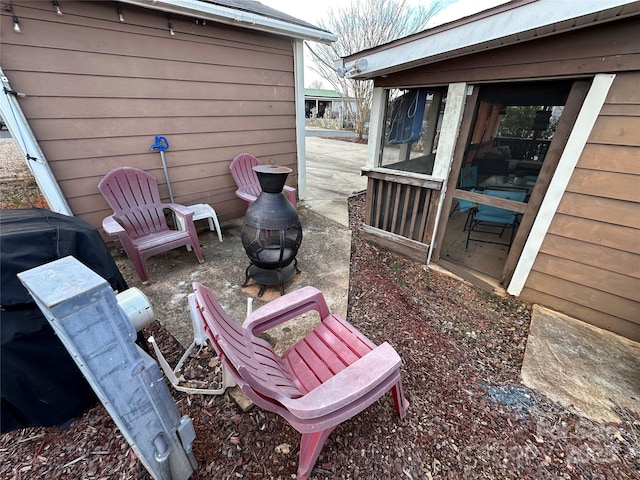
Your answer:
(2, 82), (37, 162)
(3, 86), (26, 98)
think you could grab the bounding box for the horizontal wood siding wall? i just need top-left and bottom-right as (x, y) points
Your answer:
(520, 72), (640, 341)
(1, 1), (297, 229)
(377, 16), (640, 88)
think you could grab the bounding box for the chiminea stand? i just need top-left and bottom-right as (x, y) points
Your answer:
(243, 260), (300, 297)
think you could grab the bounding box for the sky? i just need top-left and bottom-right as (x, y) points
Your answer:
(260, 0), (510, 87)
(261, 0), (509, 26)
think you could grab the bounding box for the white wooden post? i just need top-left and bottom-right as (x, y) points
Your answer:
(366, 87), (387, 169)
(428, 82), (469, 264)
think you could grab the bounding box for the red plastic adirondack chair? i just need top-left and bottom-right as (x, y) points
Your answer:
(230, 153), (297, 207)
(192, 282), (409, 479)
(98, 167), (204, 283)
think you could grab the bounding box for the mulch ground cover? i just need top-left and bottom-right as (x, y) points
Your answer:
(1, 194), (638, 479)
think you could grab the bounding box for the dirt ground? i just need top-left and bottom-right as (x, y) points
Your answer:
(1, 142), (639, 479)
(0, 139), (48, 209)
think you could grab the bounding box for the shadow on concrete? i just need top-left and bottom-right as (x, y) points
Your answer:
(114, 206), (351, 356)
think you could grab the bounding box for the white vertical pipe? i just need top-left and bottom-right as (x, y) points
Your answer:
(293, 39), (307, 200)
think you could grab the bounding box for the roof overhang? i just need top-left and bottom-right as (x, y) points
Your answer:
(119, 0), (337, 44)
(338, 0), (640, 79)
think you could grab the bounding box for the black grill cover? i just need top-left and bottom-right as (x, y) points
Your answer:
(1, 208), (128, 433)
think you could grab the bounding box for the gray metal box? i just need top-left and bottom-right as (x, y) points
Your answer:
(18, 256), (196, 480)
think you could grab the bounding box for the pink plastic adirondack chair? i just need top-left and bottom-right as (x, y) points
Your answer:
(192, 282), (409, 479)
(230, 153), (297, 207)
(98, 167), (204, 283)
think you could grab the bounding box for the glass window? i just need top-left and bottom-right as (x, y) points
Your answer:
(379, 88), (447, 175)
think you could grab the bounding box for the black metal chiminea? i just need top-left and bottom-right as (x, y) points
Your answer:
(241, 165), (302, 297)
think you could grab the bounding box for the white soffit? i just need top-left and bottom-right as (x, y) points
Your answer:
(119, 0), (337, 43)
(342, 0), (639, 79)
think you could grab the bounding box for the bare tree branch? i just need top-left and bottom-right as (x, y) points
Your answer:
(307, 0), (444, 138)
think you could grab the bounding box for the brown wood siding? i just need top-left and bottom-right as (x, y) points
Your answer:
(377, 17), (640, 88)
(1, 1), (298, 228)
(520, 72), (640, 341)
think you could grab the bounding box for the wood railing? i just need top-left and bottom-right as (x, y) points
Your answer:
(361, 169), (443, 262)
(493, 137), (551, 161)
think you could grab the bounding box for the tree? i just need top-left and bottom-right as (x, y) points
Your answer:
(498, 106), (560, 140)
(498, 106), (538, 138)
(307, 0), (444, 139)
(308, 80), (324, 90)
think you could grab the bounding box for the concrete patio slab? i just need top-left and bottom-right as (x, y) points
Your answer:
(123, 206), (351, 355)
(521, 305), (640, 423)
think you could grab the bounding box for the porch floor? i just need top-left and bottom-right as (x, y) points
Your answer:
(439, 205), (513, 281)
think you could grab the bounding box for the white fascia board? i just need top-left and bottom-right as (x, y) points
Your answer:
(342, 0), (635, 78)
(120, 0), (337, 43)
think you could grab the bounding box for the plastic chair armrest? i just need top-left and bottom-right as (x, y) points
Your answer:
(102, 215), (125, 236)
(243, 286), (331, 334)
(164, 203), (193, 219)
(235, 189), (256, 203)
(163, 204), (195, 230)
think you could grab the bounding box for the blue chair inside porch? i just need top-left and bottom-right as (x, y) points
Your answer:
(460, 165), (478, 188)
(465, 189), (527, 250)
(450, 165), (478, 225)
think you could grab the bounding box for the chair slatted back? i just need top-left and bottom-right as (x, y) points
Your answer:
(241, 184), (262, 198)
(230, 153), (261, 189)
(192, 282), (302, 401)
(98, 167), (168, 238)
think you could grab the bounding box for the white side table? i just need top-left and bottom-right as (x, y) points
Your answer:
(178, 204), (223, 248)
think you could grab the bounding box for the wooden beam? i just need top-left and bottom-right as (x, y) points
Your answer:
(453, 189), (527, 213)
(362, 168), (443, 189)
(360, 225), (429, 263)
(435, 259), (497, 293)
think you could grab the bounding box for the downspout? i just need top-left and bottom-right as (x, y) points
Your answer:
(0, 68), (72, 215)
(293, 39), (306, 200)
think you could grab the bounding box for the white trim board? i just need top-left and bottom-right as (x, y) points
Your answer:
(293, 39), (307, 200)
(0, 68), (72, 215)
(507, 73), (616, 296)
(341, 0), (637, 79)
(120, 0), (336, 44)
